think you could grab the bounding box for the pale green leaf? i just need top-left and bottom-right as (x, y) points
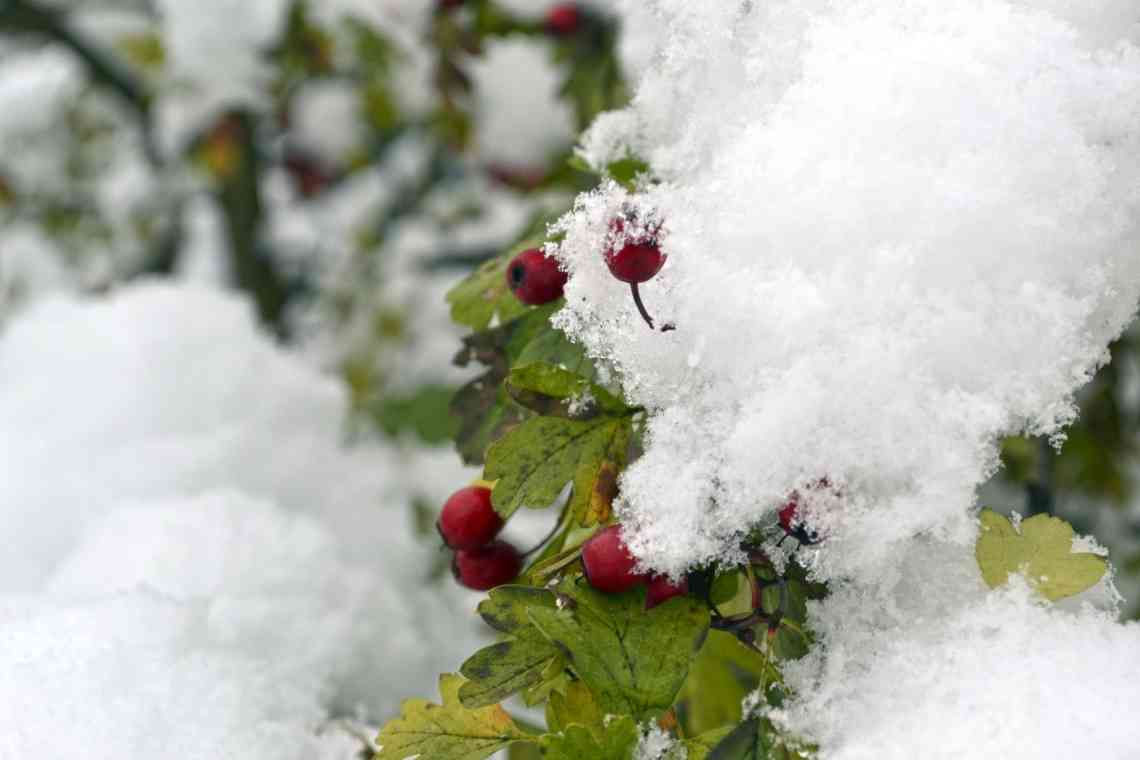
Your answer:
(975, 509), (1107, 601)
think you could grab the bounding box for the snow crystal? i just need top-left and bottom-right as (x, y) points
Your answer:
(0, 283), (481, 757)
(467, 38), (577, 172)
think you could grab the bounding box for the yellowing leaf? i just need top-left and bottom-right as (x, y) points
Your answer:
(975, 509), (1107, 601)
(376, 673), (529, 760)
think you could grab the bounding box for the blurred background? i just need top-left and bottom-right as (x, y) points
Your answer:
(0, 0), (1136, 755)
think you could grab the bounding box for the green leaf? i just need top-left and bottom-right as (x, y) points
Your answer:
(484, 415), (632, 524)
(450, 305), (558, 465)
(527, 582), (709, 722)
(374, 384), (457, 443)
(376, 673), (530, 760)
(459, 587), (567, 708)
(477, 586), (559, 633)
(686, 726), (738, 760)
(975, 509), (1107, 601)
(677, 630), (775, 737)
(539, 716), (639, 760)
(706, 717), (809, 760)
(515, 325), (597, 379)
(545, 680), (604, 733)
(446, 245), (535, 331)
(459, 628), (564, 709)
(756, 559), (827, 662)
(606, 156), (650, 191)
(506, 361), (628, 418)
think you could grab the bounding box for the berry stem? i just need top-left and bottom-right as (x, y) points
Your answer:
(630, 282), (655, 329)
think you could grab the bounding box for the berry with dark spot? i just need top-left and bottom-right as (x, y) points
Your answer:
(437, 485), (503, 550)
(605, 212), (669, 329)
(507, 248), (568, 305)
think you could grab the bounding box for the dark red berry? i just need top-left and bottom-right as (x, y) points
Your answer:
(437, 486), (503, 550)
(581, 525), (647, 594)
(453, 541), (522, 590)
(605, 215), (665, 284)
(545, 3), (581, 36)
(645, 575), (688, 609)
(605, 241), (665, 284)
(438, 0), (464, 9)
(507, 248), (568, 305)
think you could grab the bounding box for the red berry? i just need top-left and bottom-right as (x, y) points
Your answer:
(453, 541), (522, 590)
(581, 525), (647, 594)
(605, 215), (665, 284)
(606, 241), (666, 284)
(645, 575), (688, 609)
(437, 486), (503, 550)
(507, 248), (568, 305)
(438, 0), (464, 9)
(545, 3), (581, 36)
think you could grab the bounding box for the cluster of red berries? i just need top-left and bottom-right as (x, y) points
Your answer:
(505, 207), (668, 329)
(438, 485), (522, 590)
(580, 525), (688, 609)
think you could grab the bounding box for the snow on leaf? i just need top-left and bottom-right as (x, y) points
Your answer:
(506, 361), (629, 418)
(484, 415), (632, 524)
(526, 580), (709, 722)
(375, 673), (530, 760)
(975, 509), (1107, 601)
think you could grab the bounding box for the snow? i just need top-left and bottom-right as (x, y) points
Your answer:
(468, 38), (577, 173)
(0, 283), (481, 758)
(555, 0), (1140, 581)
(550, 1), (1140, 756)
(777, 542), (1140, 759)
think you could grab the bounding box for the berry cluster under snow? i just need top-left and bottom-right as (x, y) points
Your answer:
(550, 1), (1140, 756)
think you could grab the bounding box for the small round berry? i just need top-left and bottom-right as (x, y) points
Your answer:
(645, 575), (688, 609)
(506, 248), (568, 305)
(438, 0), (464, 9)
(437, 486), (502, 550)
(545, 3), (581, 36)
(581, 525), (647, 594)
(605, 216), (666, 284)
(453, 541), (522, 590)
(606, 241), (666, 284)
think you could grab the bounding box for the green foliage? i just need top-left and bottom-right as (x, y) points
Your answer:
(446, 246), (534, 331)
(506, 361), (629, 418)
(459, 587), (565, 709)
(677, 631), (777, 737)
(376, 673), (530, 760)
(527, 580), (710, 722)
(539, 716), (640, 759)
(485, 415), (633, 523)
(450, 304), (561, 465)
(374, 384), (457, 443)
(707, 717), (811, 760)
(975, 509), (1107, 601)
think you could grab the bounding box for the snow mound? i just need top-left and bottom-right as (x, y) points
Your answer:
(779, 541), (1140, 759)
(0, 283), (478, 758)
(554, 0), (1140, 581)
